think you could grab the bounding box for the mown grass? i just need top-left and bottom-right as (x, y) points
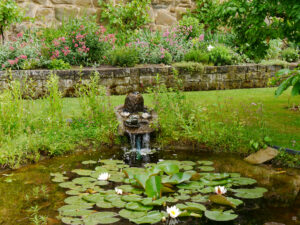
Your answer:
(0, 72), (299, 169)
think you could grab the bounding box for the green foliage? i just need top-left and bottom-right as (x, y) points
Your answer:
(207, 0), (300, 60)
(0, 0), (22, 43)
(46, 59), (71, 70)
(172, 62), (204, 73)
(108, 47), (139, 67)
(269, 68), (300, 97)
(178, 16), (204, 39)
(208, 44), (233, 66)
(281, 48), (299, 63)
(184, 49), (209, 64)
(98, 0), (151, 35)
(265, 39), (283, 60)
(191, 0), (219, 29)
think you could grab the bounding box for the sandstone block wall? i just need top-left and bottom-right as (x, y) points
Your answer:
(14, 0), (195, 33)
(0, 64), (296, 97)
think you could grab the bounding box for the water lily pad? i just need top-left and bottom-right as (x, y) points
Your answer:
(199, 166), (215, 172)
(163, 172), (192, 185)
(159, 163), (180, 175)
(66, 190), (83, 196)
(199, 187), (215, 194)
(205, 210), (238, 221)
(232, 177), (257, 186)
(73, 177), (96, 185)
(119, 209), (147, 219)
(141, 197), (167, 206)
(59, 182), (79, 189)
(83, 212), (119, 225)
(100, 159), (124, 165)
(82, 160), (97, 165)
(96, 200), (114, 208)
(61, 217), (83, 225)
(197, 161), (214, 166)
(130, 211), (164, 224)
(227, 197), (243, 207)
(174, 194), (190, 201)
(72, 169), (93, 176)
(64, 196), (90, 205)
(125, 202), (153, 211)
(180, 161), (196, 166)
(116, 185), (143, 194)
(202, 173), (230, 181)
(177, 181), (203, 190)
(122, 194), (143, 202)
(145, 176), (162, 199)
(209, 195), (236, 208)
(94, 180), (109, 186)
(83, 194), (105, 203)
(191, 194), (208, 203)
(58, 204), (93, 217)
(52, 176), (68, 183)
(233, 187), (267, 199)
(176, 202), (206, 212)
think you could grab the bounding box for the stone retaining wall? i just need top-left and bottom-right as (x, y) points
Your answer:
(0, 64), (296, 97)
(14, 0), (196, 34)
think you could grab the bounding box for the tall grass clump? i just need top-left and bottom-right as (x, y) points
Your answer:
(148, 70), (269, 153)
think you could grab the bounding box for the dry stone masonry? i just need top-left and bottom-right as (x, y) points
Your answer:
(14, 0), (195, 32)
(0, 64), (296, 97)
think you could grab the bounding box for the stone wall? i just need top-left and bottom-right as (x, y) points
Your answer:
(0, 64), (296, 97)
(14, 0), (195, 33)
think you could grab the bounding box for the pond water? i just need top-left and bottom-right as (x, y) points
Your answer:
(0, 147), (300, 225)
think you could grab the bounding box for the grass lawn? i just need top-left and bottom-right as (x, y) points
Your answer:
(0, 86), (299, 168)
(62, 87), (299, 150)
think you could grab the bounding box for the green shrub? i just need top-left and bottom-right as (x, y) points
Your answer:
(184, 49), (209, 64)
(108, 47), (139, 67)
(265, 39), (283, 60)
(178, 16), (204, 39)
(46, 59), (71, 70)
(281, 48), (299, 62)
(208, 44), (233, 66)
(172, 61), (204, 73)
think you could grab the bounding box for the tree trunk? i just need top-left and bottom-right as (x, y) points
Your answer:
(0, 26), (4, 44)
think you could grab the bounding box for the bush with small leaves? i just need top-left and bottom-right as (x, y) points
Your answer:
(208, 44), (233, 66)
(281, 48), (299, 63)
(184, 49), (209, 64)
(108, 47), (139, 67)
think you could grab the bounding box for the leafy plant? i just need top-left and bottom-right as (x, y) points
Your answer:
(281, 47), (299, 62)
(270, 68), (300, 97)
(45, 59), (71, 70)
(208, 44), (233, 66)
(0, 0), (22, 43)
(184, 49), (209, 64)
(108, 46), (139, 67)
(98, 0), (151, 35)
(178, 16), (204, 39)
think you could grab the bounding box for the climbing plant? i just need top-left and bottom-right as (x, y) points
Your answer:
(0, 0), (22, 43)
(98, 0), (151, 34)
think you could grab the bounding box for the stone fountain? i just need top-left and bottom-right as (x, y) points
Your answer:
(115, 92), (158, 152)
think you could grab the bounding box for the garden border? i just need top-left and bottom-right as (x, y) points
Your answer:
(0, 63), (298, 97)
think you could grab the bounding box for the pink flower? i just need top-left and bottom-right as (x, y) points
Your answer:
(9, 46), (14, 51)
(161, 55), (165, 59)
(19, 55), (27, 59)
(103, 56), (107, 59)
(199, 34), (204, 41)
(8, 60), (15, 65)
(75, 44), (78, 47)
(2, 64), (5, 68)
(60, 37), (66, 42)
(17, 33), (23, 38)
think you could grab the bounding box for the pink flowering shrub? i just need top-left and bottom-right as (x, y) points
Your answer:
(42, 17), (116, 66)
(0, 33), (41, 70)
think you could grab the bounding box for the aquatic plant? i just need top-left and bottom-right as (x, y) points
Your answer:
(52, 159), (267, 224)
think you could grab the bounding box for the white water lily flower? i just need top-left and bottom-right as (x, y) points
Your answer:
(207, 45), (214, 51)
(115, 187), (123, 195)
(215, 186), (227, 195)
(98, 172), (110, 181)
(167, 206), (181, 218)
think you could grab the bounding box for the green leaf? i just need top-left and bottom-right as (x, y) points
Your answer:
(159, 163), (180, 175)
(125, 202), (153, 211)
(145, 176), (162, 199)
(209, 194), (236, 208)
(163, 172), (192, 184)
(205, 210), (238, 221)
(130, 211), (164, 224)
(233, 187), (267, 199)
(83, 212), (120, 225)
(119, 209), (147, 219)
(291, 82), (300, 96)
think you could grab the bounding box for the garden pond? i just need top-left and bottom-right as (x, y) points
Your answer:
(0, 147), (300, 225)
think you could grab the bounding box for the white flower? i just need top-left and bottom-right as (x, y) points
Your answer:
(207, 45), (214, 51)
(98, 172), (110, 181)
(167, 206), (181, 218)
(215, 186), (227, 195)
(115, 187), (123, 195)
(142, 112), (151, 119)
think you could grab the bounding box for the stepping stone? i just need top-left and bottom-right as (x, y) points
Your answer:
(244, 147), (278, 164)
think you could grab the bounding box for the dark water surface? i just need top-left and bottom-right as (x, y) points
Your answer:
(0, 147), (300, 225)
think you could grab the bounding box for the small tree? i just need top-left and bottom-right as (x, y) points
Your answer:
(0, 0), (22, 43)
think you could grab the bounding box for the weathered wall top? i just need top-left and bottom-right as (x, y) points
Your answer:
(15, 0), (195, 33)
